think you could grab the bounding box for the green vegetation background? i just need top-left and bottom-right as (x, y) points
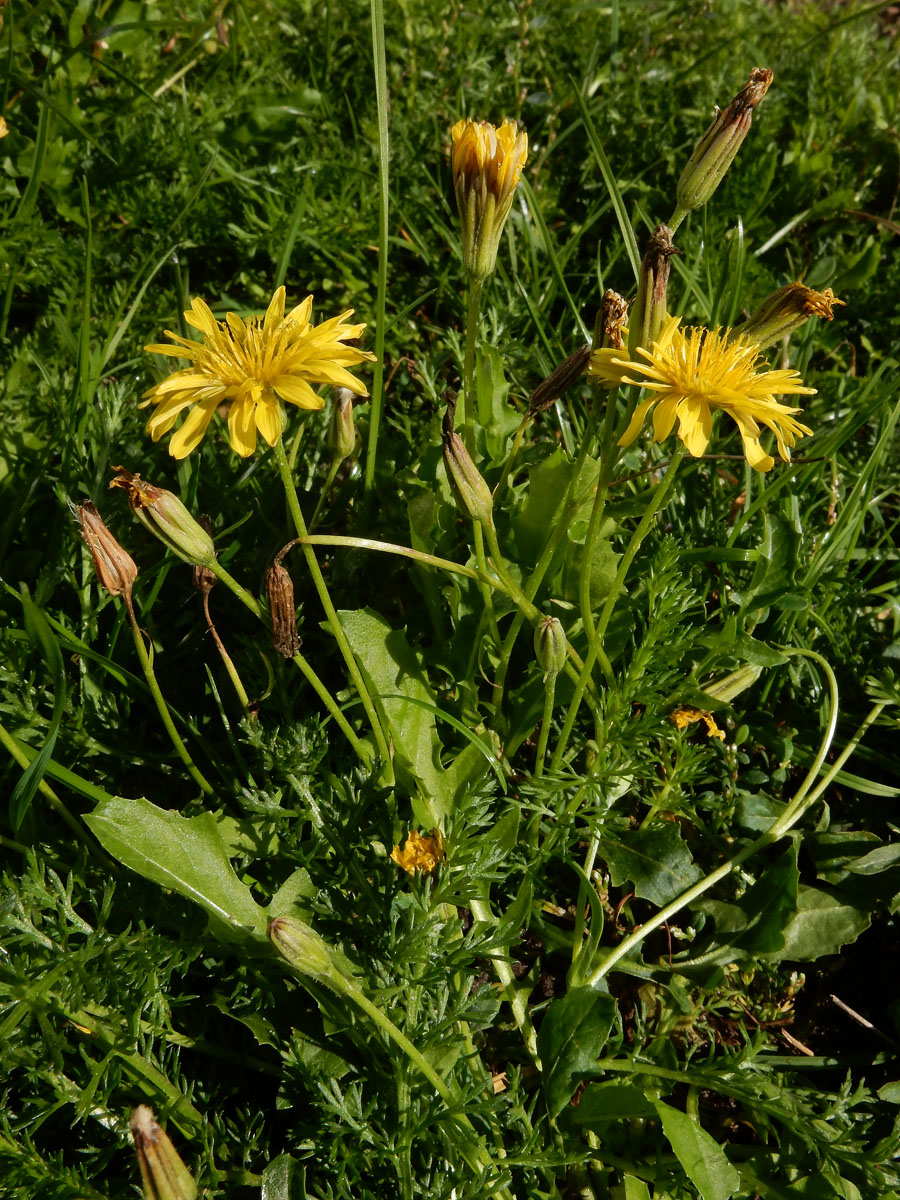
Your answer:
(1, 1), (899, 1197)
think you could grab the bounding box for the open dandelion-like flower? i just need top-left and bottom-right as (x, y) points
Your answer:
(451, 118), (527, 279)
(142, 286), (375, 459)
(589, 316), (815, 472)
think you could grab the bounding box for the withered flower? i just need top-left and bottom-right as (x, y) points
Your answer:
(78, 501), (138, 601)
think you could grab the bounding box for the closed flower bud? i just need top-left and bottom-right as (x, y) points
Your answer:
(451, 117), (528, 280)
(129, 1105), (197, 1200)
(77, 501), (138, 601)
(732, 283), (844, 350)
(266, 561), (300, 659)
(628, 225), (677, 356)
(442, 401), (494, 529)
(268, 914), (342, 989)
(675, 68), (773, 219)
(110, 467), (216, 567)
(527, 344), (592, 416)
(534, 616), (567, 679)
(191, 515), (218, 595)
(328, 387), (358, 462)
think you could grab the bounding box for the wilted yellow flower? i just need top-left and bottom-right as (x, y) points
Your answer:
(451, 117), (527, 279)
(670, 706), (726, 741)
(590, 316), (815, 472)
(735, 283), (844, 351)
(142, 287), (375, 459)
(391, 829), (444, 876)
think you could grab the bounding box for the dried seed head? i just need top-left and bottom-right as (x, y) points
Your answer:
(527, 344), (592, 416)
(265, 561), (300, 659)
(596, 289), (629, 351)
(129, 1105), (198, 1200)
(110, 467), (216, 567)
(628, 225), (677, 355)
(675, 68), (773, 217)
(77, 501), (138, 601)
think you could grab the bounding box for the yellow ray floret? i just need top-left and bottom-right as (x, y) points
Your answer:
(589, 316), (815, 472)
(142, 286), (375, 459)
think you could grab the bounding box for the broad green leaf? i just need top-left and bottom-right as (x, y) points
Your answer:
(513, 448), (599, 565)
(566, 1082), (656, 1126)
(654, 1100), (741, 1200)
(597, 824), (701, 907)
(261, 1154), (302, 1200)
(85, 797), (266, 940)
(563, 520), (620, 608)
(698, 844), (798, 957)
(624, 1177), (652, 1200)
(762, 885), (870, 961)
(475, 344), (520, 462)
(339, 608), (454, 823)
(537, 987), (616, 1118)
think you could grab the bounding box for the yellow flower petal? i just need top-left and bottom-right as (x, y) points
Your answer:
(255, 397), (283, 447)
(272, 376), (324, 410)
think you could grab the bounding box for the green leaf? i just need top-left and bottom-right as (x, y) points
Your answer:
(475, 344), (521, 462)
(339, 608), (457, 823)
(261, 1154), (302, 1200)
(699, 845), (799, 957)
(566, 1082), (656, 1126)
(597, 824), (701, 907)
(654, 1100), (741, 1200)
(623, 1178), (653, 1200)
(10, 587), (67, 829)
(762, 885), (870, 961)
(513, 449), (599, 565)
(85, 797), (267, 940)
(537, 987), (616, 1118)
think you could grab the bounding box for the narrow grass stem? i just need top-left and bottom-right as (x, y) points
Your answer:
(210, 538), (372, 763)
(363, 0), (389, 494)
(308, 457), (343, 531)
(534, 670), (557, 779)
(293, 534), (498, 586)
(273, 438), (393, 772)
(552, 446), (685, 771)
(124, 597), (214, 795)
(202, 592), (252, 713)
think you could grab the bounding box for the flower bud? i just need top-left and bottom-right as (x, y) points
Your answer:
(110, 468), (216, 567)
(527, 344), (592, 416)
(675, 68), (773, 218)
(628, 225), (677, 356)
(442, 401), (494, 529)
(191, 516), (218, 595)
(129, 1105), (197, 1200)
(732, 283), (844, 350)
(77, 501), (138, 601)
(266, 561), (300, 659)
(451, 117), (528, 280)
(328, 387), (358, 462)
(268, 915), (342, 989)
(533, 616), (567, 679)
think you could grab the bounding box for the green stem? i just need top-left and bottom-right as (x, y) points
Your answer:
(295, 534), (498, 586)
(202, 592), (252, 713)
(551, 446), (685, 771)
(209, 549), (371, 763)
(461, 276), (483, 452)
(124, 597), (214, 795)
(364, 0), (389, 494)
(534, 670), (557, 779)
(273, 438), (393, 772)
(584, 654), (871, 990)
(469, 896), (541, 1065)
(308, 457), (343, 531)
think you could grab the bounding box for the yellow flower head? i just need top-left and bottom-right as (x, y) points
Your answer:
(589, 316), (815, 472)
(450, 118), (527, 279)
(142, 287), (375, 459)
(391, 829), (444, 876)
(670, 705), (726, 741)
